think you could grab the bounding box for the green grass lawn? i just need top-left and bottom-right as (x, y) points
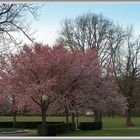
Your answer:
(0, 116), (140, 136)
(0, 116), (138, 128)
(59, 128), (140, 136)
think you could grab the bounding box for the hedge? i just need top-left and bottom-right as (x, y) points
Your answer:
(0, 122), (13, 128)
(37, 122), (76, 136)
(0, 121), (64, 129)
(78, 122), (102, 130)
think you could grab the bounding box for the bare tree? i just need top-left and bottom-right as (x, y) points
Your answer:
(0, 3), (40, 55)
(57, 13), (126, 67)
(112, 28), (140, 126)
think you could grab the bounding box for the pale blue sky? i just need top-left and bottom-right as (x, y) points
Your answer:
(30, 2), (140, 46)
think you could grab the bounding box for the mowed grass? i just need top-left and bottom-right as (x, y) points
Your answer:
(0, 116), (140, 136)
(59, 128), (140, 136)
(0, 116), (139, 128)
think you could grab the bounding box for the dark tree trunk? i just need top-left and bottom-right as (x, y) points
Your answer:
(111, 111), (115, 118)
(65, 107), (69, 131)
(65, 110), (69, 124)
(126, 106), (134, 127)
(76, 110), (79, 129)
(98, 111), (102, 122)
(71, 112), (75, 123)
(42, 109), (46, 126)
(108, 112), (111, 117)
(13, 111), (17, 128)
(94, 110), (98, 122)
(125, 83), (135, 127)
(41, 102), (47, 135)
(12, 94), (17, 128)
(94, 110), (102, 122)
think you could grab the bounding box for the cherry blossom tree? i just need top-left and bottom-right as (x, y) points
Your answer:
(0, 56), (33, 127)
(51, 49), (100, 124)
(83, 68), (128, 122)
(8, 93), (31, 127)
(47, 48), (127, 125)
(0, 44), (69, 127)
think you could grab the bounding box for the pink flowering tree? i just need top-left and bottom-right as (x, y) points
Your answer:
(47, 48), (127, 125)
(51, 49), (100, 124)
(84, 71), (128, 122)
(8, 93), (31, 127)
(0, 44), (69, 127)
(103, 77), (128, 116)
(0, 58), (32, 127)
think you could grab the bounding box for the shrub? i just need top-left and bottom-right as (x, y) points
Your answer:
(25, 122), (42, 129)
(37, 123), (71, 136)
(56, 123), (76, 133)
(14, 122), (42, 129)
(37, 125), (48, 136)
(46, 124), (57, 136)
(15, 122), (26, 128)
(0, 122), (13, 128)
(37, 124), (58, 136)
(56, 123), (67, 134)
(78, 122), (102, 130)
(68, 123), (76, 131)
(0, 121), (65, 129)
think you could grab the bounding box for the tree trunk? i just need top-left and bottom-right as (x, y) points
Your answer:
(13, 111), (17, 128)
(76, 110), (79, 129)
(71, 112), (75, 123)
(94, 110), (102, 122)
(65, 107), (69, 131)
(41, 103), (47, 136)
(65, 108), (69, 123)
(111, 111), (115, 118)
(42, 110), (46, 126)
(126, 106), (134, 127)
(98, 111), (102, 122)
(94, 110), (98, 122)
(41, 102), (46, 126)
(108, 111), (111, 117)
(65, 112), (69, 124)
(12, 94), (16, 128)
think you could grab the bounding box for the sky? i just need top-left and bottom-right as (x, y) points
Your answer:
(29, 2), (140, 46)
